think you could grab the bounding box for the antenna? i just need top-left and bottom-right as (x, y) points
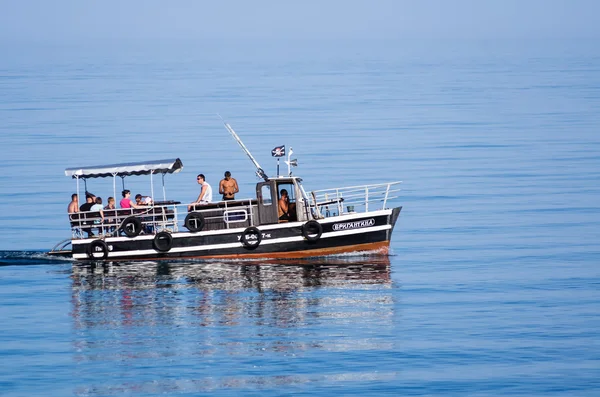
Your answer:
(284, 146), (298, 176)
(218, 115), (269, 181)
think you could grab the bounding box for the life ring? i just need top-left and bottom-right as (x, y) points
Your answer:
(121, 216), (142, 238)
(185, 212), (205, 232)
(302, 220), (322, 242)
(241, 226), (261, 250)
(87, 239), (109, 259)
(153, 231), (173, 252)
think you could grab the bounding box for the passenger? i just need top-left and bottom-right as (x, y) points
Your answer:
(104, 197), (116, 210)
(90, 197), (105, 224)
(188, 174), (213, 211)
(135, 194), (154, 234)
(79, 192), (95, 212)
(68, 193), (79, 213)
(103, 196), (117, 234)
(278, 189), (290, 221)
(78, 192), (96, 237)
(135, 194), (153, 206)
(219, 171), (239, 201)
(120, 189), (143, 209)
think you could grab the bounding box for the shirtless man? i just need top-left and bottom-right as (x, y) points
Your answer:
(219, 171), (239, 201)
(278, 189), (290, 221)
(68, 193), (79, 213)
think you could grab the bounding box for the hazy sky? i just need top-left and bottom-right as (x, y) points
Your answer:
(0, 0), (598, 41)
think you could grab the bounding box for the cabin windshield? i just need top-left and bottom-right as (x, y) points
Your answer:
(276, 181), (297, 222)
(277, 182), (296, 203)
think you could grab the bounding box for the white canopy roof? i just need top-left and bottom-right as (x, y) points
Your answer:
(65, 158), (183, 179)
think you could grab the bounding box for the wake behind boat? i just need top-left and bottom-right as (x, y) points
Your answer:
(49, 122), (402, 261)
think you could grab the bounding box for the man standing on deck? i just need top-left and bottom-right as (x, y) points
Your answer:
(219, 171), (239, 201)
(188, 174), (213, 211)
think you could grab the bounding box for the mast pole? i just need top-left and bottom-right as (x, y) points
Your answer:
(219, 115), (269, 181)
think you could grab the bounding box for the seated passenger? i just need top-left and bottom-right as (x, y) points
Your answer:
(278, 189), (290, 221)
(188, 173), (213, 211)
(68, 193), (79, 214)
(104, 197), (116, 210)
(135, 194), (153, 206)
(120, 189), (143, 209)
(79, 192), (95, 212)
(90, 197), (105, 229)
(103, 196), (117, 233)
(78, 192), (96, 238)
(134, 194), (154, 233)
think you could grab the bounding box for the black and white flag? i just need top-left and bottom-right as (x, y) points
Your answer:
(271, 145), (285, 157)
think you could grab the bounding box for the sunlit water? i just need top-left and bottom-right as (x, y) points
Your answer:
(0, 39), (599, 396)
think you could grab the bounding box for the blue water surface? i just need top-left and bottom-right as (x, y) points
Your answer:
(0, 38), (599, 396)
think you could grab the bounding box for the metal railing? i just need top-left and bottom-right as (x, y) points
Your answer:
(309, 181), (402, 218)
(68, 199), (258, 239)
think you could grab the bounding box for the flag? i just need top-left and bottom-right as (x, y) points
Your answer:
(271, 145), (285, 157)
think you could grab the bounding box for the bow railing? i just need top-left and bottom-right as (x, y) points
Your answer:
(309, 181), (402, 218)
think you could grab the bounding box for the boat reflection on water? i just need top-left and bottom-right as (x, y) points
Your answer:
(70, 258), (396, 393)
(71, 257), (394, 330)
(71, 256), (392, 292)
(70, 257), (393, 329)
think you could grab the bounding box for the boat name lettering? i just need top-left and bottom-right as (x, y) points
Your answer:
(332, 218), (375, 231)
(237, 233), (271, 241)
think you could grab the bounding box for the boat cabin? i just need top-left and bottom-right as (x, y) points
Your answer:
(255, 176), (312, 224)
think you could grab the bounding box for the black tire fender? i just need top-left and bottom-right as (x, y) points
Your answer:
(121, 216), (143, 238)
(153, 231), (173, 252)
(241, 226), (261, 250)
(87, 239), (109, 259)
(302, 220), (323, 242)
(185, 212), (205, 232)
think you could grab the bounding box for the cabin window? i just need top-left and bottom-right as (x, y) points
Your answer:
(261, 185), (272, 205)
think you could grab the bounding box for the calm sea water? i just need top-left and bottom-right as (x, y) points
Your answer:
(0, 39), (599, 396)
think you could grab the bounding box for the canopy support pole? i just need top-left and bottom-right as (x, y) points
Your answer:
(162, 174), (166, 201)
(150, 171), (155, 204)
(75, 176), (80, 206)
(112, 173), (117, 202)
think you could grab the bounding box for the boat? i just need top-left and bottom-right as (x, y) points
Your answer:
(48, 122), (402, 261)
